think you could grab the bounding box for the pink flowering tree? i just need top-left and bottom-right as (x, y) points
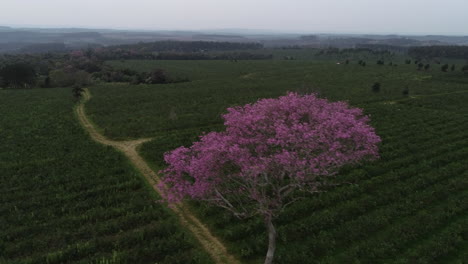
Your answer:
(159, 93), (381, 264)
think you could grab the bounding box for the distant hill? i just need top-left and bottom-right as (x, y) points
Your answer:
(0, 26), (467, 54)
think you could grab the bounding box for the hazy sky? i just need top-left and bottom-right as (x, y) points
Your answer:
(1, 0), (467, 35)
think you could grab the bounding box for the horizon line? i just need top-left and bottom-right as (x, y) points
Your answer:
(2, 24), (468, 37)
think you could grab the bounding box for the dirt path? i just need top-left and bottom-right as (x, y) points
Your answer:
(75, 89), (240, 264)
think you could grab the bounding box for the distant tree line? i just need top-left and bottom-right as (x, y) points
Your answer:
(0, 53), (94, 89)
(317, 47), (394, 56)
(0, 43), (192, 89)
(299, 35), (319, 41)
(355, 44), (408, 53)
(112, 40), (263, 52)
(408, 46), (468, 59)
(93, 67), (188, 84)
(0, 42), (70, 54)
(155, 52), (272, 60)
(0, 40), (267, 89)
(18, 43), (69, 54)
(92, 40), (266, 60)
(0, 63), (37, 88)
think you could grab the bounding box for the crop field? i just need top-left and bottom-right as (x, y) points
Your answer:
(89, 58), (466, 140)
(84, 55), (468, 263)
(2, 50), (467, 264)
(189, 100), (468, 263)
(0, 88), (212, 264)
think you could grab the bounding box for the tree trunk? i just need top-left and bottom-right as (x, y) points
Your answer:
(264, 215), (277, 264)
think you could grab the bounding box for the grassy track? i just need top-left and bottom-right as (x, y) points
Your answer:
(76, 89), (239, 264)
(0, 88), (213, 264)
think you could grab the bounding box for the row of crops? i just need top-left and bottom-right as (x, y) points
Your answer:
(86, 59), (468, 263)
(139, 94), (468, 263)
(0, 88), (213, 264)
(6, 56), (465, 263)
(91, 59), (467, 140)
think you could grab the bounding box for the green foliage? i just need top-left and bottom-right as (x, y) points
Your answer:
(418, 63), (424, 70)
(72, 85), (84, 100)
(92, 40), (264, 60)
(372, 82), (381, 93)
(91, 58), (465, 140)
(462, 65), (468, 73)
(0, 88), (213, 264)
(0, 63), (37, 88)
(409, 45), (468, 59)
(85, 56), (468, 263)
(92, 66), (187, 85)
(441, 64), (449, 72)
(49, 69), (74, 87)
(403, 86), (410, 96)
(145, 69), (167, 84)
(186, 101), (468, 264)
(49, 69), (91, 88)
(4, 49), (468, 263)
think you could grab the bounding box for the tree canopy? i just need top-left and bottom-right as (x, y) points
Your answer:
(159, 93), (381, 264)
(0, 63), (36, 88)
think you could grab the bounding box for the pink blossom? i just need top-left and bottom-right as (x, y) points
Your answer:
(159, 92), (381, 211)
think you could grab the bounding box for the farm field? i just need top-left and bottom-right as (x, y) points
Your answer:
(87, 58), (468, 140)
(0, 88), (213, 264)
(2, 1), (468, 262)
(84, 56), (468, 263)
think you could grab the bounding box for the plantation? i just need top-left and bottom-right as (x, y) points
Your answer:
(0, 88), (212, 264)
(84, 53), (467, 263)
(3, 0), (468, 260)
(2, 47), (467, 263)
(87, 58), (465, 140)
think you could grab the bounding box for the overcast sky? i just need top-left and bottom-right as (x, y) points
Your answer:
(1, 0), (467, 35)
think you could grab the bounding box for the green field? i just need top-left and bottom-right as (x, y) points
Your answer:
(86, 57), (468, 263)
(0, 88), (212, 264)
(2, 51), (467, 263)
(87, 59), (468, 140)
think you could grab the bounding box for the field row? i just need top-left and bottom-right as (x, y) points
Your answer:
(0, 88), (213, 264)
(174, 93), (468, 263)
